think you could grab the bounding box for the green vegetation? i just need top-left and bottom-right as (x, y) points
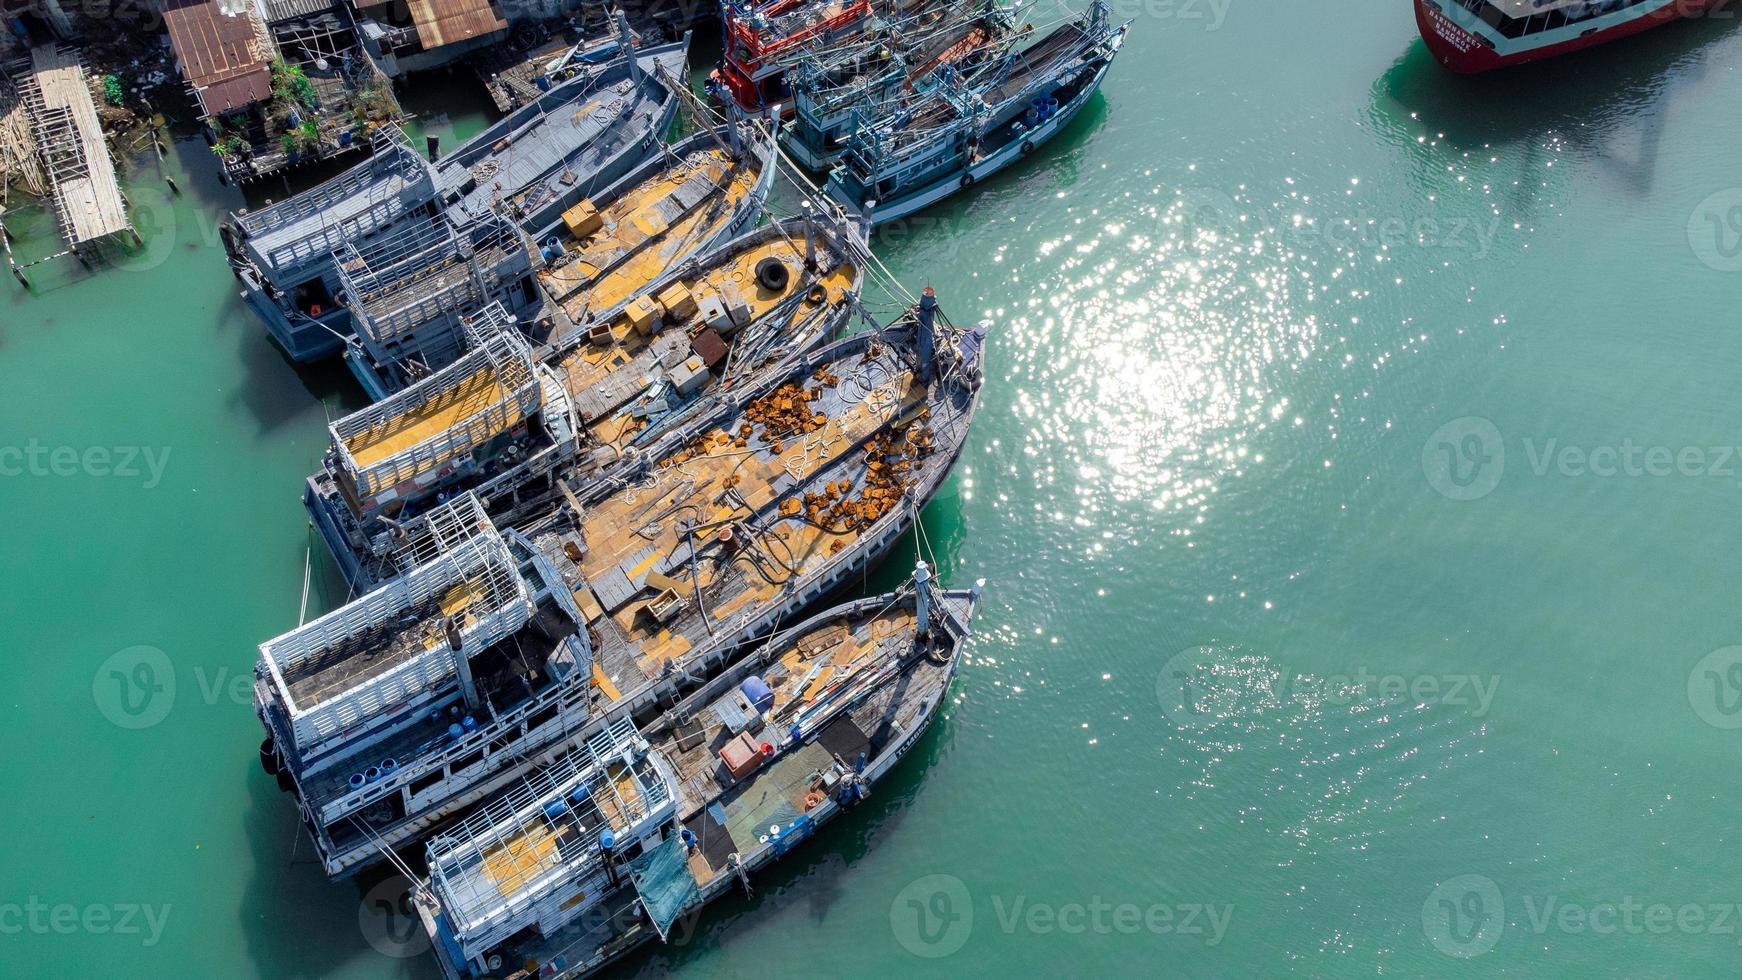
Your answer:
(269, 59), (318, 111)
(211, 134), (249, 160)
(101, 74), (124, 107)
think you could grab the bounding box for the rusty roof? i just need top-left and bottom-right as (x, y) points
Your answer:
(407, 0), (507, 50)
(162, 0), (275, 114)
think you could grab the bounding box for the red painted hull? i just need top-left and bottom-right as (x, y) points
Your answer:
(1414, 0), (1724, 72)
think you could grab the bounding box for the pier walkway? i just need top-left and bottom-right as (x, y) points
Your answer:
(5, 44), (134, 262)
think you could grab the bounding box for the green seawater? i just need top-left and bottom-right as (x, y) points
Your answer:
(7, 6), (1742, 976)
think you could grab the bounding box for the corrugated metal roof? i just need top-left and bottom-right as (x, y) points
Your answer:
(261, 0), (339, 22)
(161, 0), (274, 114)
(407, 0), (507, 50)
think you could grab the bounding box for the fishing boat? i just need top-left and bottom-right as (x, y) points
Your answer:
(1414, 0), (1721, 73)
(413, 563), (981, 979)
(222, 32), (688, 364)
(427, 27), (692, 235)
(711, 0), (956, 113)
(260, 290), (986, 878)
(337, 208), (543, 399)
(712, 0), (875, 113)
(827, 0), (1125, 225)
(783, 0), (1017, 171)
(340, 111), (776, 398)
(304, 214), (868, 590)
(532, 121), (779, 327)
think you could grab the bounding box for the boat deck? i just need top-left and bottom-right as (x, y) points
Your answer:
(552, 340), (954, 701)
(541, 146), (763, 318)
(345, 367), (514, 468)
(282, 579), (480, 709)
(550, 231), (858, 448)
(434, 48), (683, 226)
(663, 607), (918, 820)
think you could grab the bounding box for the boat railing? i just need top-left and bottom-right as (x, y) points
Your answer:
(328, 326), (542, 500)
(391, 492), (498, 571)
(426, 715), (659, 935)
(259, 531), (532, 751)
(314, 650), (592, 825)
(239, 131), (435, 273)
(343, 211), (532, 350)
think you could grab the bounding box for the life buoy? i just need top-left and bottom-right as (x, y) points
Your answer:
(804, 791), (823, 810)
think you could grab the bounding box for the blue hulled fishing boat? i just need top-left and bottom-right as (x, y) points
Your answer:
(825, 0), (1126, 225)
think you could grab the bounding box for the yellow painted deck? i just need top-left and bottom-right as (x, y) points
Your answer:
(573, 358), (923, 681)
(540, 148), (763, 318)
(480, 823), (566, 898)
(345, 367), (514, 469)
(553, 231), (858, 450)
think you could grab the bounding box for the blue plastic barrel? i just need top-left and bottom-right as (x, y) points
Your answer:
(364, 766), (381, 783)
(599, 829), (615, 851)
(348, 773), (366, 789)
(462, 715), (478, 733)
(535, 74), (551, 92)
(543, 800), (566, 822)
(448, 723), (464, 740)
(570, 785), (592, 804)
(381, 758), (397, 776)
(741, 676), (775, 713)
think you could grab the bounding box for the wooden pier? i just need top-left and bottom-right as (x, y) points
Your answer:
(1, 44), (136, 283)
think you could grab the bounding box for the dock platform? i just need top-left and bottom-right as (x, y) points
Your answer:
(13, 45), (133, 250)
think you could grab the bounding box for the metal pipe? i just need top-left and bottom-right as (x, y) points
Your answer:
(914, 560), (931, 636)
(915, 287), (937, 384)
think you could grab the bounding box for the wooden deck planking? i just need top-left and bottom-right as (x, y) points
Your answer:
(29, 45), (130, 246)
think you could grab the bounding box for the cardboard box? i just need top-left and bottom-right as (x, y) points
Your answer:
(562, 199), (602, 238)
(656, 281), (698, 320)
(625, 295), (663, 335)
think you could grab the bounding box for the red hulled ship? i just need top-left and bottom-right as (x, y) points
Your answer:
(1414, 0), (1723, 72)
